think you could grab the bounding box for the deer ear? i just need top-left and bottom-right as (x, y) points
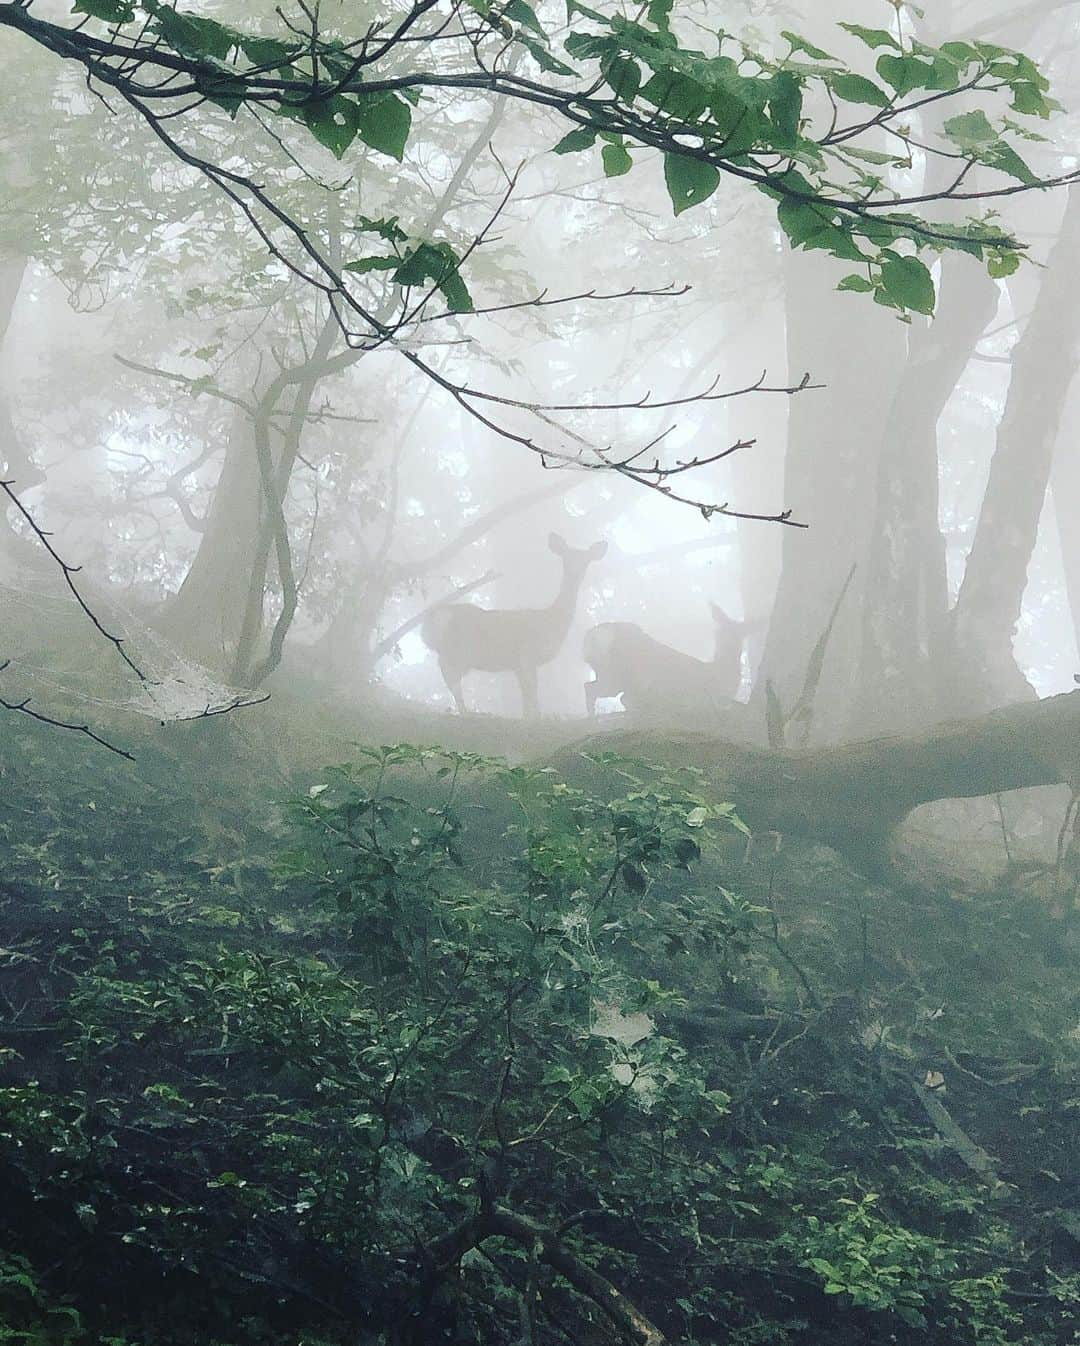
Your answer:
(590, 541), (608, 561)
(548, 533), (568, 555)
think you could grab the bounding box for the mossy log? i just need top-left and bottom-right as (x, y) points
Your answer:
(556, 689), (1080, 859)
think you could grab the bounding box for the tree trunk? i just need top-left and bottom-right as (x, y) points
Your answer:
(755, 244), (906, 737)
(157, 405), (262, 671)
(856, 254), (999, 733)
(952, 186), (1080, 711)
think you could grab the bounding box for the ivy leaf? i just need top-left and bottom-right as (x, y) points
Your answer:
(601, 141), (633, 177)
(553, 126), (598, 154)
(880, 253), (936, 315)
(663, 154), (720, 215)
(829, 73), (890, 108)
(354, 92), (411, 162)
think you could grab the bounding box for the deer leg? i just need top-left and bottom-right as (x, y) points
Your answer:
(440, 661), (468, 714)
(517, 665), (540, 718)
(585, 672), (622, 715)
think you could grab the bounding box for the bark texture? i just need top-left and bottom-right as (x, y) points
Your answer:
(952, 186), (1080, 710)
(560, 689), (1080, 861)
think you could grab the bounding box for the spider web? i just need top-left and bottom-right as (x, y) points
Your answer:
(0, 558), (263, 723)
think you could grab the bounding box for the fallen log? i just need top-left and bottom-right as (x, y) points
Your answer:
(556, 688), (1080, 862)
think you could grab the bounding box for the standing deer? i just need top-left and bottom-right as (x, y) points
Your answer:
(584, 604), (756, 718)
(422, 534), (607, 716)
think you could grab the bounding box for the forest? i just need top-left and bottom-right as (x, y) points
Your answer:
(3, 0), (1080, 1342)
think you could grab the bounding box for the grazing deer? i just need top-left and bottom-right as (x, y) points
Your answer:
(422, 534), (607, 716)
(584, 604), (755, 718)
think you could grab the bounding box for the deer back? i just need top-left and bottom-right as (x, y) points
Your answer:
(424, 535), (607, 676)
(585, 606), (747, 714)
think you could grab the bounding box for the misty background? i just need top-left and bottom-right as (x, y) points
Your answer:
(2, 0), (1077, 746)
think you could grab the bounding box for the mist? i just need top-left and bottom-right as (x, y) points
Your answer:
(2, 0), (1080, 1342)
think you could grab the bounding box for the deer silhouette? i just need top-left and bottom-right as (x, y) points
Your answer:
(584, 604), (755, 718)
(422, 534), (607, 716)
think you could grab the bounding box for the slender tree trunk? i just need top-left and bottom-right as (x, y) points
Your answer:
(755, 244), (906, 738)
(952, 187), (1080, 711)
(0, 256), (43, 491)
(1051, 390), (1080, 650)
(855, 255), (999, 733)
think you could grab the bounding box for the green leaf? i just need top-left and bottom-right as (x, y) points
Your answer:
(1010, 82), (1056, 117)
(837, 273), (874, 293)
(987, 251), (1021, 279)
(663, 154), (720, 215)
(199, 78), (247, 117)
(939, 40), (980, 67)
(553, 126), (599, 154)
(781, 30), (834, 61)
(147, 4), (236, 60)
(768, 71), (803, 146)
(838, 23), (900, 51)
(880, 254), (936, 315)
(777, 198), (865, 262)
(354, 92), (411, 162)
(943, 110), (1038, 183)
(354, 215), (408, 244)
(875, 54), (935, 96)
(942, 108), (995, 151)
(646, 0), (672, 31)
(238, 35), (300, 67)
(602, 142), (633, 177)
(394, 243), (474, 313)
(302, 97), (359, 159)
(503, 0), (546, 36)
(601, 54), (641, 101)
(564, 31), (613, 61)
(519, 35), (576, 76)
(640, 73), (709, 121)
(343, 257), (400, 275)
(72, 0), (136, 21)
(829, 73), (890, 108)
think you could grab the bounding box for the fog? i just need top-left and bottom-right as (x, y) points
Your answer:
(3, 0), (1080, 1340)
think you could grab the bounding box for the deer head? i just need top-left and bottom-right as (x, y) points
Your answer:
(423, 533), (607, 716)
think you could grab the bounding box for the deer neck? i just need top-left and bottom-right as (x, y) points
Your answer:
(538, 565), (584, 646)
